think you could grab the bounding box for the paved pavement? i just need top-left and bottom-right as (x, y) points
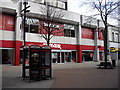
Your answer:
(1, 61), (119, 89)
(0, 65), (2, 90)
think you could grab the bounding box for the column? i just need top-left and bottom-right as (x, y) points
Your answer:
(14, 1), (22, 66)
(94, 20), (99, 62)
(76, 18), (82, 63)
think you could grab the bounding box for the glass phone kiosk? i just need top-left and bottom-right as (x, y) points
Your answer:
(41, 46), (52, 79)
(22, 45), (52, 82)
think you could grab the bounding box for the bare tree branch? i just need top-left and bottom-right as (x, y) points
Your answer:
(39, 2), (66, 46)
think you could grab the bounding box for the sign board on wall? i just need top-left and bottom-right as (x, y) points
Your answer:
(40, 21), (64, 36)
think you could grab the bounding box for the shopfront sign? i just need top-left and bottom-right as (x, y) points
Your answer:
(110, 47), (118, 52)
(43, 23), (60, 29)
(43, 43), (62, 49)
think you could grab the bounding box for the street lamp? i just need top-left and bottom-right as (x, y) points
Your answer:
(21, 1), (30, 78)
(21, 1), (30, 46)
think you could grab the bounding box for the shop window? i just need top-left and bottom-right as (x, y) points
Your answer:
(25, 25), (29, 32)
(64, 29), (70, 37)
(31, 0), (44, 4)
(25, 18), (39, 33)
(2, 49), (14, 64)
(48, 0), (57, 6)
(112, 32), (114, 41)
(71, 30), (75, 37)
(30, 25), (39, 33)
(114, 33), (119, 42)
(64, 24), (75, 37)
(57, 1), (65, 9)
(118, 34), (120, 42)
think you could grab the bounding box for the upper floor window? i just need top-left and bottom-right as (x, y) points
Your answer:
(114, 33), (119, 42)
(64, 24), (75, 37)
(112, 32), (114, 41)
(57, 1), (65, 9)
(24, 18), (39, 33)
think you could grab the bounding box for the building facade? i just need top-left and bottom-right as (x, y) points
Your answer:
(0, 0), (110, 66)
(108, 25), (120, 61)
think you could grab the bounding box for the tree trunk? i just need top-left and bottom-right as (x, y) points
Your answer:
(104, 25), (108, 68)
(47, 40), (50, 46)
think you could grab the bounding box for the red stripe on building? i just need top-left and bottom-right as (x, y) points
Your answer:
(14, 41), (22, 66)
(81, 45), (95, 50)
(1, 40), (16, 48)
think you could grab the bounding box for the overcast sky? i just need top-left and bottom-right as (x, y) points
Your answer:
(67, 0), (118, 26)
(68, 0), (92, 15)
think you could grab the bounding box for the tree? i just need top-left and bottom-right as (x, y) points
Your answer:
(80, 0), (120, 68)
(39, 1), (66, 46)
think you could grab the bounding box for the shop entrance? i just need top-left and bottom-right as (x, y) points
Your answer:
(52, 51), (77, 63)
(2, 49), (14, 65)
(118, 51), (120, 59)
(82, 52), (94, 61)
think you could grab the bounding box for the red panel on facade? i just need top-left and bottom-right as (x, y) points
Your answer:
(99, 46), (104, 50)
(0, 15), (2, 30)
(1, 40), (104, 51)
(26, 42), (77, 50)
(1, 40), (105, 65)
(98, 31), (104, 40)
(81, 45), (95, 50)
(1, 14), (15, 31)
(14, 41), (22, 66)
(82, 28), (94, 39)
(1, 40), (15, 48)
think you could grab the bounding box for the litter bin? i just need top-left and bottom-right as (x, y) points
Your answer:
(112, 60), (116, 67)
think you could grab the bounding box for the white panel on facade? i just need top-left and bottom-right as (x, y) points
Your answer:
(0, 30), (3, 40)
(98, 40), (104, 46)
(28, 1), (43, 15)
(71, 38), (76, 44)
(39, 36), (46, 43)
(0, 0), (18, 10)
(63, 11), (80, 22)
(50, 36), (57, 43)
(29, 1), (80, 22)
(82, 15), (97, 26)
(81, 38), (94, 46)
(108, 28), (112, 41)
(28, 33), (45, 42)
(3, 31), (15, 41)
(109, 42), (119, 48)
(99, 20), (104, 28)
(64, 37), (72, 44)
(55, 36), (65, 44)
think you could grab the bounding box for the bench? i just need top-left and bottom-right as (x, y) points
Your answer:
(97, 62), (113, 69)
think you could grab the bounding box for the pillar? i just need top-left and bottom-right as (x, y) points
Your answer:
(94, 20), (99, 62)
(14, 1), (22, 66)
(76, 18), (82, 63)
